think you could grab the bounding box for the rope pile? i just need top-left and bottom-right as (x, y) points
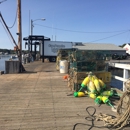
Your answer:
(96, 79), (130, 130)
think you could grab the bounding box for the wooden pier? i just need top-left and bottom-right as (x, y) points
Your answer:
(0, 61), (129, 130)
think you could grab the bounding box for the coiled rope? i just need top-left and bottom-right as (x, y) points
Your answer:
(73, 106), (107, 130)
(96, 79), (130, 130)
(72, 79), (130, 130)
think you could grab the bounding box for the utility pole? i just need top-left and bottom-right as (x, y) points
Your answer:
(17, 0), (22, 72)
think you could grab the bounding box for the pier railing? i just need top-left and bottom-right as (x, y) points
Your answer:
(108, 62), (130, 91)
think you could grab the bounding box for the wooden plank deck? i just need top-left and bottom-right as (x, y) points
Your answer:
(0, 61), (127, 130)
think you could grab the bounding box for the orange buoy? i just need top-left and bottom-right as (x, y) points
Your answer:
(63, 75), (69, 80)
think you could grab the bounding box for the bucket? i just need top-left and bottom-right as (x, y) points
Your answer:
(60, 60), (68, 73)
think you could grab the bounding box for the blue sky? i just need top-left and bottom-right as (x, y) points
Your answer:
(0, 0), (130, 49)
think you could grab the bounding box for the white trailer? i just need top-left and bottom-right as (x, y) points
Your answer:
(23, 35), (82, 62)
(40, 41), (74, 62)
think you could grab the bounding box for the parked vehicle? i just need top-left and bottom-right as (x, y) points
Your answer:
(40, 41), (74, 62)
(23, 35), (82, 62)
(112, 53), (127, 60)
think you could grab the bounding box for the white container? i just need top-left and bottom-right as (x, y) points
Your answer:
(60, 60), (68, 73)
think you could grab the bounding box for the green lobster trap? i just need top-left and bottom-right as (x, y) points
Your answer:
(68, 70), (112, 92)
(67, 50), (111, 92)
(56, 48), (77, 70)
(70, 50), (111, 61)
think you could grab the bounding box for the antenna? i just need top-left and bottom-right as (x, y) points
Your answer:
(29, 10), (30, 35)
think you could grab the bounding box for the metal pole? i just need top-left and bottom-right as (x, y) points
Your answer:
(31, 19), (33, 35)
(29, 10), (30, 35)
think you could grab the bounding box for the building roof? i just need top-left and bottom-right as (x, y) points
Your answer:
(73, 43), (125, 51)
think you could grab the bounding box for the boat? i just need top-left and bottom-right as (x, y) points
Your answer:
(10, 55), (18, 59)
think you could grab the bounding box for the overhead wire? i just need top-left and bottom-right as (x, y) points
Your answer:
(7, 6), (18, 28)
(34, 23), (130, 43)
(86, 30), (130, 43)
(125, 30), (130, 43)
(34, 23), (129, 34)
(0, 3), (18, 48)
(0, 19), (14, 47)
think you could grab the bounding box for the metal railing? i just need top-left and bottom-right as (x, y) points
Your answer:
(108, 62), (130, 91)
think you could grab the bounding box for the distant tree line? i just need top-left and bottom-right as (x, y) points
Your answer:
(0, 48), (28, 54)
(118, 43), (126, 48)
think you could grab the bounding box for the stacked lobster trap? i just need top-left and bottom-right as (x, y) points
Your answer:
(56, 48), (77, 71)
(67, 50), (112, 92)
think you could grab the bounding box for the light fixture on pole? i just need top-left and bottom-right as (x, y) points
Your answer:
(31, 18), (45, 35)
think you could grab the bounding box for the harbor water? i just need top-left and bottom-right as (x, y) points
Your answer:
(0, 55), (10, 71)
(0, 55), (18, 71)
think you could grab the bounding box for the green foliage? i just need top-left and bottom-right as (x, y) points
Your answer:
(119, 43), (127, 48)
(0, 48), (28, 54)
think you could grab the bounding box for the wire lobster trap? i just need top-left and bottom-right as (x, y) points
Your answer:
(70, 50), (111, 62)
(56, 48), (77, 70)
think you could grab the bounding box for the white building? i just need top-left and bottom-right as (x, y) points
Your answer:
(123, 43), (130, 55)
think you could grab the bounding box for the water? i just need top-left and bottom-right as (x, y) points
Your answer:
(108, 68), (124, 90)
(0, 55), (18, 71)
(110, 79), (123, 90)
